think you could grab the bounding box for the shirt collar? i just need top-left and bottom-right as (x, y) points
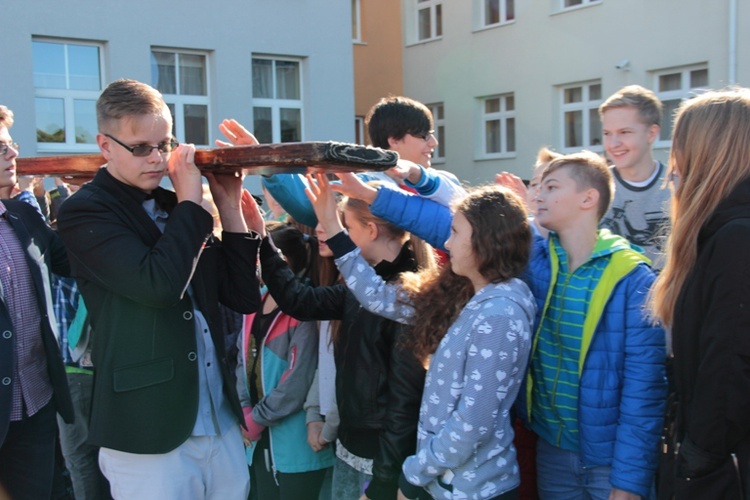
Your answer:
(98, 167), (176, 212)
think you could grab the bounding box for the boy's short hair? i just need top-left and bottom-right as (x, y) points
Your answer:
(0, 105), (14, 129)
(97, 79), (169, 133)
(365, 96), (433, 149)
(542, 150), (614, 221)
(535, 146), (562, 169)
(599, 85), (663, 127)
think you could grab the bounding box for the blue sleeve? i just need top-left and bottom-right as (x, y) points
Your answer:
(262, 174), (318, 228)
(609, 266), (667, 496)
(369, 184), (453, 250)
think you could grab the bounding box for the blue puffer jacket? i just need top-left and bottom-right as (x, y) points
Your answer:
(366, 184), (667, 497)
(521, 229), (667, 497)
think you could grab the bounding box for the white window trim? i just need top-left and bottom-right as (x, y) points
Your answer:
(354, 116), (365, 145)
(552, 0), (602, 15)
(478, 94), (516, 160)
(559, 81), (603, 153)
(474, 0), (515, 31)
(409, 0), (443, 45)
(652, 63), (709, 149)
(427, 102), (446, 164)
(152, 47), (211, 146)
(352, 0), (362, 43)
(252, 56), (305, 143)
(34, 37), (104, 154)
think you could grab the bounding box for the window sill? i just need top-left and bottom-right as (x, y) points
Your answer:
(473, 20), (516, 33)
(476, 153), (517, 161)
(551, 1), (602, 16)
(405, 35), (443, 48)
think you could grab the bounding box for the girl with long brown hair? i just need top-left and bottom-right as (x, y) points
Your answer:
(650, 88), (750, 498)
(307, 174), (536, 500)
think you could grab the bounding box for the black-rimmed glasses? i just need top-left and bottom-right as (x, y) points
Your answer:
(105, 134), (178, 157)
(412, 130), (435, 141)
(0, 142), (19, 156)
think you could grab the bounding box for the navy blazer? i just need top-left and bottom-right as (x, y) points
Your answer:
(0, 199), (72, 446)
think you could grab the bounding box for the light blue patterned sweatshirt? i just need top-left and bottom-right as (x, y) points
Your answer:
(334, 245), (536, 499)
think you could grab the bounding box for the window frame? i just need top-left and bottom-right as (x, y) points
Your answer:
(354, 116), (365, 145)
(478, 93), (516, 160)
(427, 102), (446, 164)
(352, 0), (362, 43)
(33, 37), (105, 154)
(559, 80), (603, 153)
(476, 0), (515, 29)
(251, 55), (305, 144)
(151, 47), (211, 147)
(411, 0), (443, 44)
(651, 64), (709, 148)
(555, 0), (602, 14)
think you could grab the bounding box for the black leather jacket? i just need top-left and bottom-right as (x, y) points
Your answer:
(260, 233), (425, 500)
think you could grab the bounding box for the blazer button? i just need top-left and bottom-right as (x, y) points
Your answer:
(2, 330), (11, 339)
(187, 352), (197, 361)
(2, 377), (10, 386)
(183, 311), (193, 321)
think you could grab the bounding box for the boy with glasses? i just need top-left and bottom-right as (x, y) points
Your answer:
(254, 95), (463, 228)
(56, 79), (263, 499)
(0, 104), (74, 499)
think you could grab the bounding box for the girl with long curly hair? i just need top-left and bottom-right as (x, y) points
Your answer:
(650, 88), (750, 498)
(307, 174), (536, 500)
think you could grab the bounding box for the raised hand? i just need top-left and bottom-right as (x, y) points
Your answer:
(494, 171), (528, 202)
(330, 172), (378, 204)
(240, 189), (266, 237)
(216, 119), (259, 148)
(305, 173), (344, 237)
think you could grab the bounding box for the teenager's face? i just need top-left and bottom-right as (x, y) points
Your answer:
(445, 212), (479, 281)
(602, 107), (659, 174)
(526, 163), (546, 214)
(388, 131), (437, 168)
(315, 222), (333, 258)
(535, 167), (588, 232)
(0, 126), (19, 189)
(98, 109), (173, 193)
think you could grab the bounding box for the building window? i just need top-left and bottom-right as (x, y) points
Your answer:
(32, 39), (103, 152)
(352, 0), (362, 42)
(653, 65), (709, 143)
(428, 103), (446, 163)
(482, 0), (515, 27)
(481, 94), (515, 157)
(415, 0), (443, 42)
(562, 0), (601, 9)
(355, 116), (365, 145)
(151, 49), (210, 146)
(560, 81), (602, 151)
(252, 57), (303, 144)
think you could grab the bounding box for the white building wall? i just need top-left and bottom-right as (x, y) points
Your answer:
(1, 0), (354, 192)
(401, 0), (749, 184)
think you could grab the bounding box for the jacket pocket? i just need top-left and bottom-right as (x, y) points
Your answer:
(675, 454), (744, 499)
(113, 358), (174, 393)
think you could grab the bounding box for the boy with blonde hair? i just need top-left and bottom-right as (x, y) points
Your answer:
(599, 85), (671, 269)
(57, 79), (263, 499)
(524, 150), (666, 499)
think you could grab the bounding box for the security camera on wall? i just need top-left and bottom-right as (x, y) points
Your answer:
(615, 59), (631, 71)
